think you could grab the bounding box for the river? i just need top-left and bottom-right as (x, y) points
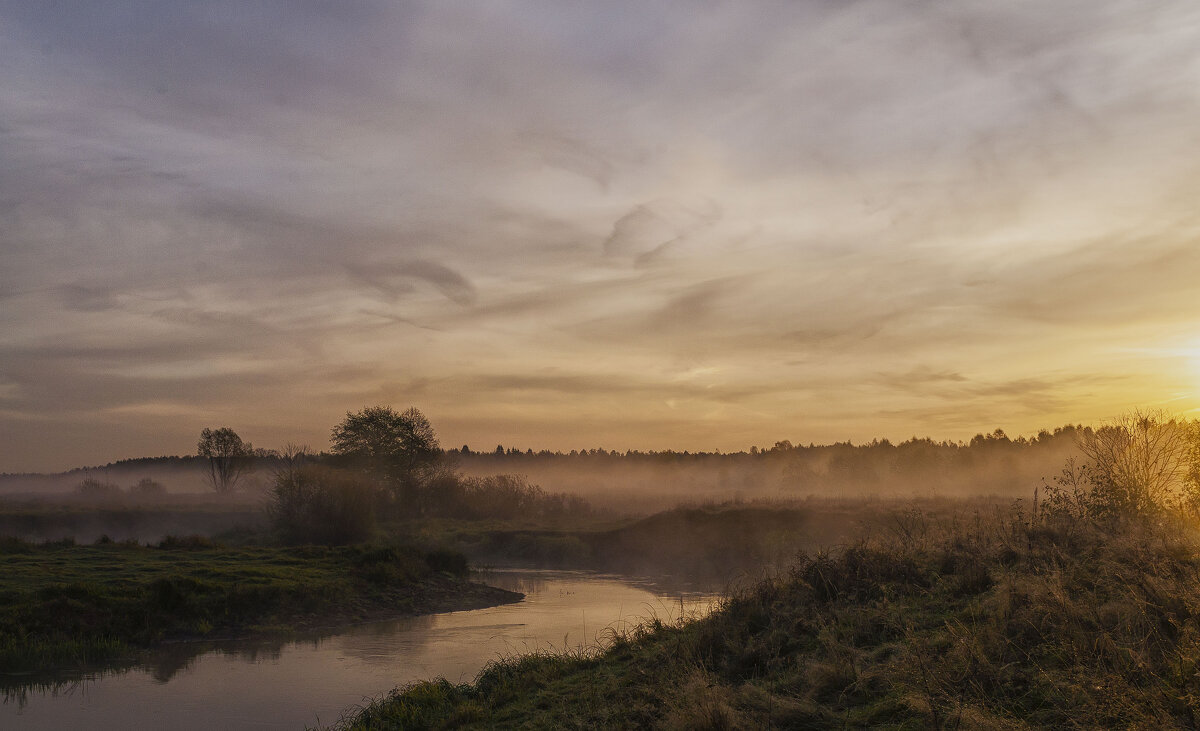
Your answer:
(1, 569), (720, 729)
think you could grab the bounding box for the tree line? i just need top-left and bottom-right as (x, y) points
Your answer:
(195, 406), (591, 544)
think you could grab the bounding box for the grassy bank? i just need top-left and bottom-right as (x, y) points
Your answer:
(342, 504), (1200, 729)
(0, 537), (520, 675)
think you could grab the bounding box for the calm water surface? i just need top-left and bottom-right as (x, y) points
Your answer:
(1, 569), (719, 730)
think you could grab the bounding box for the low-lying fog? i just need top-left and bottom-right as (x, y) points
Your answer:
(0, 426), (1082, 543)
(456, 427), (1082, 512)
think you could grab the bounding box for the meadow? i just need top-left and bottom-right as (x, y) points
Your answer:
(0, 538), (518, 677)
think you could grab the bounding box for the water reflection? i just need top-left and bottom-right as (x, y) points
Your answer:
(4, 677), (89, 711)
(0, 613), (443, 701)
(1, 569), (720, 730)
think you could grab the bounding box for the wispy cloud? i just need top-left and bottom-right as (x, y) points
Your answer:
(2, 0), (1199, 469)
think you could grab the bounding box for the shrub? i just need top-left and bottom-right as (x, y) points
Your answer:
(1081, 410), (1197, 512)
(267, 464), (379, 545)
(157, 534), (216, 550)
(406, 471), (592, 521)
(412, 467), (469, 517)
(1045, 410), (1200, 523)
(130, 477), (167, 497)
(75, 476), (122, 500)
(455, 474), (591, 521)
(424, 549), (469, 576)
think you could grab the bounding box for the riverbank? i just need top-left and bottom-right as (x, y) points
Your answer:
(402, 498), (1006, 582)
(342, 505), (1200, 729)
(3, 568), (715, 730)
(0, 538), (521, 675)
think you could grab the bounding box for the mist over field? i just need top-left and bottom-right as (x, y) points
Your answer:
(457, 430), (1082, 510)
(0, 461), (217, 497)
(0, 421), (1086, 585)
(0, 422), (1082, 518)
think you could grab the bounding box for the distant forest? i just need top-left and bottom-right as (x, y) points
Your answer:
(4, 425), (1087, 509)
(458, 424), (1083, 461)
(7, 424), (1082, 474)
(453, 425), (1086, 504)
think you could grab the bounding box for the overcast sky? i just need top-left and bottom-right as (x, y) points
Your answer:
(3, 1), (1200, 472)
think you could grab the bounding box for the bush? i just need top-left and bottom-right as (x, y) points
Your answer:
(1045, 410), (1200, 523)
(268, 464), (378, 545)
(455, 474), (590, 521)
(157, 534), (216, 550)
(406, 472), (591, 521)
(75, 476), (122, 500)
(130, 477), (167, 497)
(424, 549), (469, 576)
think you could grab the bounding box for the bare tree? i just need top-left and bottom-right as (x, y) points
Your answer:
(1077, 409), (1199, 516)
(274, 443), (309, 474)
(198, 427), (253, 494)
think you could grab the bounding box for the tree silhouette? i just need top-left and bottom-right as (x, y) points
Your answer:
(330, 406), (441, 502)
(197, 427), (253, 493)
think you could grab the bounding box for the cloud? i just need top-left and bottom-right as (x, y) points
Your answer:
(3, 0), (1200, 469)
(346, 259), (476, 306)
(602, 201), (720, 261)
(649, 276), (748, 332)
(60, 284), (121, 313)
(394, 261), (477, 307)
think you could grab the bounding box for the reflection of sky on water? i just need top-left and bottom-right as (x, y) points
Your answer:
(1, 569), (718, 730)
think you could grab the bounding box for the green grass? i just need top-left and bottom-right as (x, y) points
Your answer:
(339, 504), (1200, 729)
(0, 538), (518, 675)
(0, 499), (265, 544)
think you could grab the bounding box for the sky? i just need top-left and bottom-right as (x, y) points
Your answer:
(3, 1), (1200, 472)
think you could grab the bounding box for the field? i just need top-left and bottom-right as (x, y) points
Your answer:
(0, 500), (263, 544)
(0, 538), (519, 678)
